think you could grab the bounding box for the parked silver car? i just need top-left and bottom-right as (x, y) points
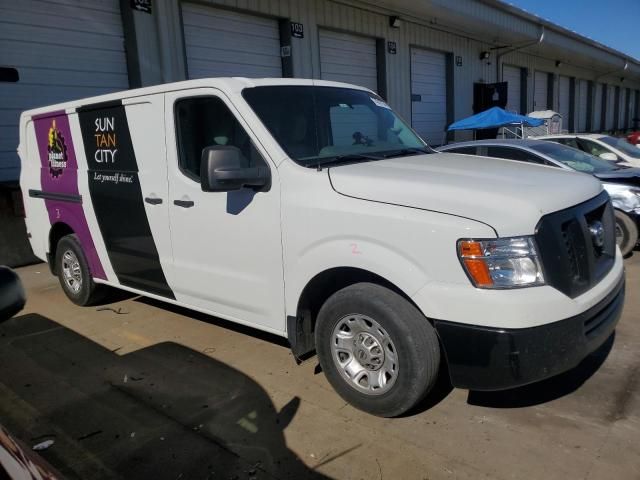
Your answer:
(438, 139), (640, 256)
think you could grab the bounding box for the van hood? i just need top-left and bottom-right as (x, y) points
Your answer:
(328, 153), (603, 237)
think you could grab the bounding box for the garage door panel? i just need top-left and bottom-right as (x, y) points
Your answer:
(1, 4), (123, 31)
(411, 73), (447, 85)
(411, 48), (447, 146)
(577, 79), (588, 132)
(185, 29), (280, 55)
(503, 65), (521, 113)
(594, 83), (603, 131)
(319, 29), (378, 92)
(320, 63), (377, 79)
(1, 23), (125, 51)
(183, 3), (282, 79)
(184, 17), (279, 43)
(318, 51), (377, 69)
(534, 71), (548, 110)
(185, 46), (281, 69)
(558, 76), (571, 131)
(606, 86), (615, 130)
(1, 85), (127, 111)
(11, 0), (120, 16)
(0, 0), (129, 182)
(187, 62), (282, 79)
(2, 43), (128, 74)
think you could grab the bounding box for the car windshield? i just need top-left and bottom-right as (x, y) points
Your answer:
(242, 86), (428, 167)
(599, 136), (640, 159)
(530, 142), (618, 173)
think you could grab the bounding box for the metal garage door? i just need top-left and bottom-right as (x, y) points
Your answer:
(182, 4), (282, 79)
(594, 83), (603, 131)
(410, 48), (447, 146)
(319, 30), (378, 92)
(558, 76), (571, 131)
(503, 65), (521, 113)
(605, 85), (616, 131)
(534, 71), (548, 110)
(0, 0), (129, 182)
(577, 79), (588, 132)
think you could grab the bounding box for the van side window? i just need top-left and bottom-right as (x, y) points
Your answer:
(174, 96), (265, 180)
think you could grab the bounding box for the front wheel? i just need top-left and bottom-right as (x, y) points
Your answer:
(315, 283), (440, 417)
(614, 210), (639, 257)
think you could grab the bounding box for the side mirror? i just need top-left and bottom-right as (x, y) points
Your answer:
(599, 152), (619, 162)
(200, 145), (270, 192)
(0, 267), (25, 322)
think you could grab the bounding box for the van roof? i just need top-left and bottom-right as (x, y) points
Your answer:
(20, 77), (373, 119)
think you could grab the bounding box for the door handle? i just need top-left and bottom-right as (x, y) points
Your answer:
(144, 197), (163, 205)
(173, 199), (195, 208)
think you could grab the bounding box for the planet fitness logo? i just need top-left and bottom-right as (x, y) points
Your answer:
(47, 119), (68, 178)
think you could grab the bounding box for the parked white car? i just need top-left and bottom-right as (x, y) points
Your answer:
(19, 78), (624, 416)
(538, 134), (640, 168)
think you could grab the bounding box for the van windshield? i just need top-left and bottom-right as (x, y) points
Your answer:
(242, 86), (429, 168)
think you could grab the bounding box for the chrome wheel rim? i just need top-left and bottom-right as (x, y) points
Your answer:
(331, 314), (398, 396)
(615, 222), (624, 246)
(61, 250), (82, 294)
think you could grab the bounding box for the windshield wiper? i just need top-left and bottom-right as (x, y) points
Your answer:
(379, 147), (433, 159)
(314, 153), (384, 170)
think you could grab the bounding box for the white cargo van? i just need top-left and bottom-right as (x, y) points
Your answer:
(19, 78), (625, 417)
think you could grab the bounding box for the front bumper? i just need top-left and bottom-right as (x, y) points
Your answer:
(434, 276), (625, 391)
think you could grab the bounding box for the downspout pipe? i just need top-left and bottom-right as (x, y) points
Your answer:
(496, 26), (545, 81)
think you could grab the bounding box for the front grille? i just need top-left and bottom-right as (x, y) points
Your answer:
(535, 191), (615, 298)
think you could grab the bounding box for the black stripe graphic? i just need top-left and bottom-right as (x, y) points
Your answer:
(78, 101), (175, 299)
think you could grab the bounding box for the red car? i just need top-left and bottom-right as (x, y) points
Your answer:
(627, 131), (640, 146)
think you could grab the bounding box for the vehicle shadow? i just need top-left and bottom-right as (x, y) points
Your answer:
(0, 313), (330, 480)
(467, 332), (615, 409)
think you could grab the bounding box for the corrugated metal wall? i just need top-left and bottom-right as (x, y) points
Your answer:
(110, 0), (640, 140)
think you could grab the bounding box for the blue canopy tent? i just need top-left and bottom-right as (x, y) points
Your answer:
(446, 107), (544, 142)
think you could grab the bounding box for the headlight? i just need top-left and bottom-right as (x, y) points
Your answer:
(457, 236), (545, 289)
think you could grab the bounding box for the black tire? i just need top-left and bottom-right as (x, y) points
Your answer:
(315, 282), (440, 417)
(55, 234), (104, 306)
(614, 210), (639, 257)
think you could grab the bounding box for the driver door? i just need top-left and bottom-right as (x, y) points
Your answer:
(164, 88), (285, 333)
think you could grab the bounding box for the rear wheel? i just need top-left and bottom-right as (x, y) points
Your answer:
(315, 282), (440, 417)
(614, 210), (638, 256)
(56, 234), (104, 306)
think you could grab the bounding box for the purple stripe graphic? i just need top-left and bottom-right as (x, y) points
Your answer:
(33, 111), (106, 280)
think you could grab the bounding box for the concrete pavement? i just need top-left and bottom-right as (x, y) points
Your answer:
(1, 255), (639, 479)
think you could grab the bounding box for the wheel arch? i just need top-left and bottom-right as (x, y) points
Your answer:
(48, 222), (75, 274)
(287, 266), (426, 359)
